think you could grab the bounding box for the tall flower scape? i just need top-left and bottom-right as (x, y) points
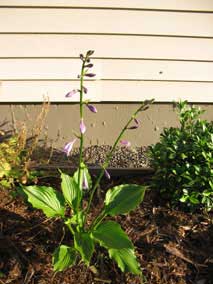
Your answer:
(21, 51), (153, 280)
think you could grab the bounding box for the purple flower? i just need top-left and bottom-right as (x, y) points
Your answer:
(87, 104), (97, 113)
(104, 168), (111, 180)
(82, 171), (89, 190)
(65, 89), (78, 98)
(80, 118), (86, 134)
(83, 86), (88, 94)
(64, 139), (77, 156)
(85, 73), (96, 78)
(120, 140), (131, 147)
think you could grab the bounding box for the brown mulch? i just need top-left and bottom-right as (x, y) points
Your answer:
(0, 175), (212, 284)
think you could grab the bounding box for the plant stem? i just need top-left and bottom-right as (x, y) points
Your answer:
(77, 60), (85, 206)
(85, 103), (148, 226)
(66, 222), (75, 236)
(89, 210), (106, 231)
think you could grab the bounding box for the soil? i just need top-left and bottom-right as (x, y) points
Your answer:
(0, 173), (212, 284)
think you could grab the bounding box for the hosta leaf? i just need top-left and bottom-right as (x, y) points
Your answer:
(108, 248), (141, 275)
(73, 162), (92, 190)
(60, 172), (80, 211)
(53, 245), (77, 272)
(23, 185), (65, 217)
(92, 221), (133, 249)
(74, 232), (94, 265)
(104, 184), (146, 216)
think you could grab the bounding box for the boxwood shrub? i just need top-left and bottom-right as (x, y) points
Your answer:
(149, 101), (213, 211)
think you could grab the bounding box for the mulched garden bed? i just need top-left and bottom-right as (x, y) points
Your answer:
(0, 172), (212, 284)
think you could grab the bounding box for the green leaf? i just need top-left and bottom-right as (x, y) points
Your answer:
(104, 184), (146, 216)
(74, 232), (94, 265)
(23, 185), (65, 217)
(53, 245), (77, 272)
(73, 162), (92, 190)
(61, 172), (80, 211)
(92, 221), (133, 249)
(108, 248), (141, 275)
(189, 196), (199, 204)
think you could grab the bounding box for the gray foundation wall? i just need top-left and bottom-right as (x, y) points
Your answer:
(1, 103), (213, 148)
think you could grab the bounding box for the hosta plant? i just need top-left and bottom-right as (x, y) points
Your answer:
(149, 101), (213, 211)
(22, 51), (153, 277)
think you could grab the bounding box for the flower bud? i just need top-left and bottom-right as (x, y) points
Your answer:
(127, 125), (138, 130)
(87, 104), (97, 113)
(86, 50), (95, 57)
(104, 169), (111, 180)
(82, 171), (89, 189)
(83, 86), (88, 94)
(85, 73), (96, 78)
(85, 63), (93, 68)
(120, 140), (131, 147)
(64, 139), (77, 156)
(80, 118), (86, 134)
(65, 89), (78, 98)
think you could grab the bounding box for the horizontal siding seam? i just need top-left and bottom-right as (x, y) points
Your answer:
(0, 6), (213, 13)
(1, 79), (213, 83)
(0, 32), (213, 39)
(0, 57), (213, 63)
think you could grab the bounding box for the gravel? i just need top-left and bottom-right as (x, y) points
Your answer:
(68, 145), (150, 168)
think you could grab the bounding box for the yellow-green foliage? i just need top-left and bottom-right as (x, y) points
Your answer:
(0, 133), (26, 188)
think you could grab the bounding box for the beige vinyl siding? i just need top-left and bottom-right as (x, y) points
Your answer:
(1, 9), (213, 37)
(1, 35), (213, 61)
(1, 59), (213, 81)
(0, 1), (212, 102)
(1, 81), (213, 103)
(1, 0), (213, 11)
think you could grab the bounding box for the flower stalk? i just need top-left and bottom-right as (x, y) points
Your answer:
(84, 100), (153, 226)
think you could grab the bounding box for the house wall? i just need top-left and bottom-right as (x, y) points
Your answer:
(0, 1), (212, 146)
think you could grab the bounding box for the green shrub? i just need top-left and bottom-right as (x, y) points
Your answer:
(149, 101), (213, 211)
